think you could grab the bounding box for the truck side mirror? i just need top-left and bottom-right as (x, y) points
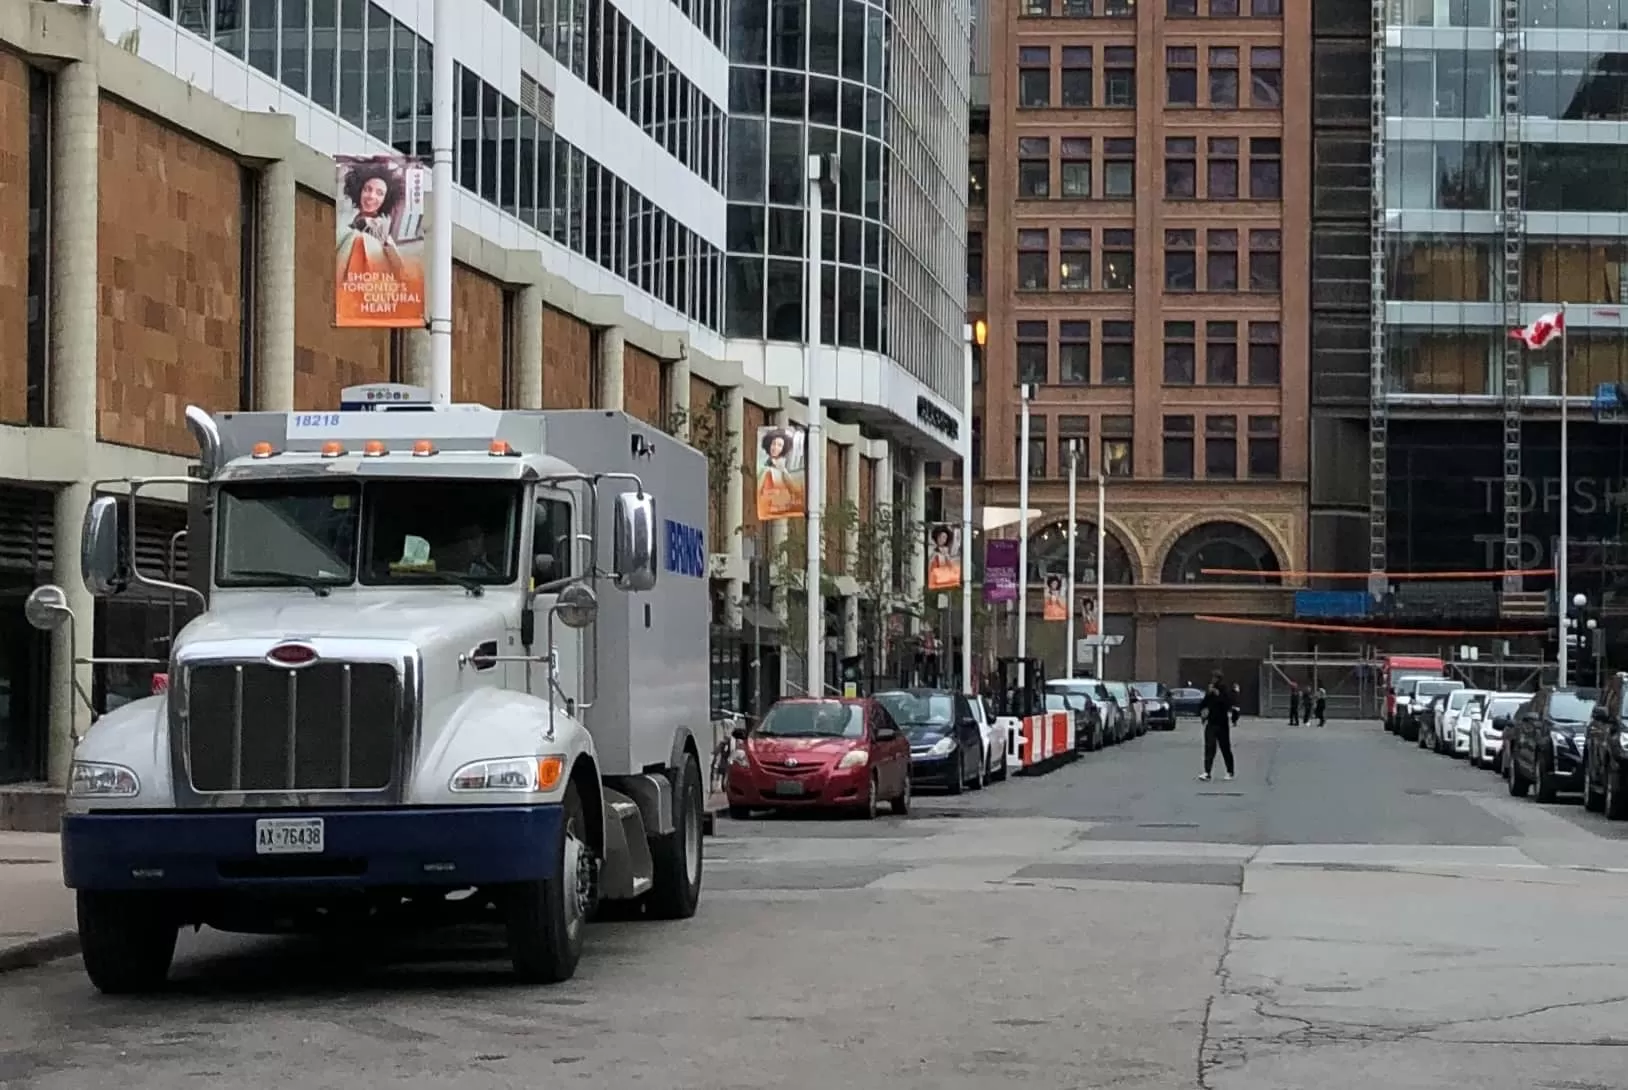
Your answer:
(23, 584), (73, 633)
(81, 495), (125, 597)
(612, 491), (658, 592)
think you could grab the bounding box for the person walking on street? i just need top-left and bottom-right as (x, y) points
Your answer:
(1287, 682), (1300, 726)
(1314, 686), (1327, 727)
(1197, 670), (1236, 782)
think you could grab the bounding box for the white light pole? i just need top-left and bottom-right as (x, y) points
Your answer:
(1095, 472), (1106, 678)
(961, 321), (984, 693)
(1016, 384), (1033, 667)
(1558, 301), (1572, 689)
(1065, 439), (1079, 679)
(804, 154), (829, 692)
(428, 0), (454, 404)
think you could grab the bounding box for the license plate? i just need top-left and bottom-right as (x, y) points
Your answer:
(255, 818), (325, 855)
(772, 780), (805, 796)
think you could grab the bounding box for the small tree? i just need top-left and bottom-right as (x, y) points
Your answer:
(664, 391), (738, 550)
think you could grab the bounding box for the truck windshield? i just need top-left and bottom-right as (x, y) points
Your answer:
(216, 479), (523, 589)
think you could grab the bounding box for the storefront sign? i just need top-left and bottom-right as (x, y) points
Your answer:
(916, 396), (958, 442)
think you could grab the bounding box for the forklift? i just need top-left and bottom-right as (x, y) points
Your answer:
(990, 655), (1046, 718)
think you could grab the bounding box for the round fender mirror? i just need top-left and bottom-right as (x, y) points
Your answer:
(23, 584), (72, 633)
(555, 581), (599, 630)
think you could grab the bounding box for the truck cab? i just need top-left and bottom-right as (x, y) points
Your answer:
(29, 386), (711, 993)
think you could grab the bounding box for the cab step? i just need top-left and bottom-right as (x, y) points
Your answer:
(598, 790), (655, 899)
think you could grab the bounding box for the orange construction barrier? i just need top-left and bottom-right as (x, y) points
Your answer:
(1015, 711), (1077, 775)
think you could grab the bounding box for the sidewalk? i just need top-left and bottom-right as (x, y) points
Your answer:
(0, 831), (77, 973)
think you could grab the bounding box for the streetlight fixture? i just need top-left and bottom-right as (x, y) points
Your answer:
(961, 319), (986, 694)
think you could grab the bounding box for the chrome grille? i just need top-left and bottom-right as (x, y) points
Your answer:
(184, 662), (401, 793)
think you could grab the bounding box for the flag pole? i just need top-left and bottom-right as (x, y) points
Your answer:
(1558, 301), (1570, 688)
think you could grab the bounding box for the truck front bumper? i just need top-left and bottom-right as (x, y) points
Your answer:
(62, 805), (564, 892)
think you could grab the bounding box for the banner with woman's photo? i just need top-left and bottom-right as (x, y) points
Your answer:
(755, 424), (807, 521)
(1042, 570), (1067, 621)
(334, 154), (428, 328)
(926, 523), (962, 590)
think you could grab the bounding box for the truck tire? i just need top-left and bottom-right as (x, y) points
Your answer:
(77, 891), (178, 995)
(507, 782), (588, 984)
(647, 753), (703, 921)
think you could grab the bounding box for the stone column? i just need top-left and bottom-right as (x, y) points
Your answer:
(724, 385), (745, 629)
(403, 328), (432, 388)
(842, 442), (860, 658)
(668, 347), (692, 440)
(47, 58), (100, 786)
(909, 453), (927, 635)
(597, 326), (625, 411)
(514, 283), (544, 408)
(255, 157), (297, 410)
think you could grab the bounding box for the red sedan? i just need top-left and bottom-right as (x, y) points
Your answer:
(725, 698), (911, 819)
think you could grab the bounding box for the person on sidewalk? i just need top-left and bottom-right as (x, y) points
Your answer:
(1197, 670), (1236, 782)
(1287, 682), (1300, 726)
(1314, 686), (1327, 727)
(1301, 688), (1313, 725)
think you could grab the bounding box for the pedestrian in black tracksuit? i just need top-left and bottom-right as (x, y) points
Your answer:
(1197, 671), (1236, 781)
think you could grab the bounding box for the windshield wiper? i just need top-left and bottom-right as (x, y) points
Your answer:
(392, 572), (485, 596)
(228, 569), (337, 597)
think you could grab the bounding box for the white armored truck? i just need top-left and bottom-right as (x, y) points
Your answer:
(26, 384), (712, 993)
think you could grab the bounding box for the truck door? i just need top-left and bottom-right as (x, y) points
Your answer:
(529, 490), (584, 702)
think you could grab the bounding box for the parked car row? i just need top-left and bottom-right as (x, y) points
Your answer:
(1382, 669), (1628, 823)
(722, 678), (1177, 820)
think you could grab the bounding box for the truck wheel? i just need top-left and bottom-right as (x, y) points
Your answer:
(507, 781), (589, 984)
(647, 753), (704, 920)
(77, 891), (178, 995)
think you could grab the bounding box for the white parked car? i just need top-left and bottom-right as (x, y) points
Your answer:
(970, 694), (1009, 782)
(1440, 688), (1490, 757)
(1470, 693), (1529, 770)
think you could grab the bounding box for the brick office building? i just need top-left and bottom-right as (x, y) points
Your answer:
(969, 0), (1311, 683)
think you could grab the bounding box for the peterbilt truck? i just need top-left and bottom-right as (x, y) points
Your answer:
(26, 384), (711, 994)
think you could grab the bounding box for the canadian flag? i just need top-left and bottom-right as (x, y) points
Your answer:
(1510, 311), (1565, 349)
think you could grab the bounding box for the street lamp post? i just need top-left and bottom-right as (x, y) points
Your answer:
(1065, 439), (1080, 680)
(428, 0), (455, 404)
(804, 154), (832, 693)
(1558, 302), (1572, 688)
(1016, 384), (1033, 669)
(961, 320), (986, 694)
(1096, 472), (1106, 678)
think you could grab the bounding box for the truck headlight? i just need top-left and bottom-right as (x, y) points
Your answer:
(69, 761), (139, 798)
(1618, 731), (1628, 751)
(450, 755), (565, 793)
(837, 749), (869, 769)
(929, 736), (955, 756)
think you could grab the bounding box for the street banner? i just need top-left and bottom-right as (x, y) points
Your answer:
(1081, 595), (1099, 636)
(926, 523), (962, 590)
(755, 424), (807, 521)
(1042, 571), (1066, 620)
(334, 154), (428, 328)
(984, 539), (1018, 603)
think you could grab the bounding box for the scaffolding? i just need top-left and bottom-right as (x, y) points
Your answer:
(1499, 0), (1526, 594)
(1367, 0), (1389, 600)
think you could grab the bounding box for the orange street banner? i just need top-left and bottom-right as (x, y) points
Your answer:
(334, 154), (428, 328)
(926, 523), (962, 590)
(755, 424), (807, 521)
(1080, 595), (1099, 636)
(1042, 572), (1067, 621)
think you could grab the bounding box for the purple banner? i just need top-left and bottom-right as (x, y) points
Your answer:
(984, 539), (1018, 603)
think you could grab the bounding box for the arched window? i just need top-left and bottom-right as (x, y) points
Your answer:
(1160, 521), (1282, 585)
(1026, 521), (1136, 585)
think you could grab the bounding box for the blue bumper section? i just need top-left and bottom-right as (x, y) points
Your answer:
(61, 805), (564, 893)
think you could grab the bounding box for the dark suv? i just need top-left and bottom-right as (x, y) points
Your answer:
(1583, 673), (1628, 819)
(1129, 682), (1176, 730)
(1505, 686), (1599, 802)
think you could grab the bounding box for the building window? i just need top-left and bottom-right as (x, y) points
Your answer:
(1248, 229), (1281, 291)
(1063, 0), (1092, 14)
(1102, 414), (1133, 476)
(1250, 47), (1282, 108)
(1018, 228), (1050, 291)
(969, 158), (987, 206)
(1058, 229), (1091, 290)
(1165, 136), (1197, 198)
(1168, 0), (1198, 12)
(1017, 320), (1050, 385)
(1017, 413), (1049, 476)
(1249, 137), (1281, 199)
(1163, 321), (1196, 384)
(1104, 46), (1136, 107)
(1163, 415), (1195, 479)
(1058, 416), (1091, 472)
(1104, 137), (1136, 197)
(1248, 321), (1281, 385)
(1211, 0), (1238, 11)
(1061, 46), (1093, 107)
(972, 416), (983, 477)
(1018, 137), (1051, 197)
(1205, 415), (1237, 477)
(1102, 228), (1135, 289)
(1206, 229), (1238, 290)
(967, 230), (985, 295)
(1060, 137), (1092, 197)
(972, 342), (984, 385)
(1165, 229), (1197, 291)
(1208, 47), (1238, 108)
(1166, 46), (1198, 106)
(1206, 320), (1238, 383)
(1022, 0), (1049, 13)
(25, 66), (48, 427)
(1019, 46), (1052, 108)
(1207, 136), (1238, 198)
(1102, 321), (1134, 384)
(1248, 415), (1280, 478)
(1252, 0), (1282, 12)
(1104, 0), (1134, 14)
(1060, 320), (1091, 383)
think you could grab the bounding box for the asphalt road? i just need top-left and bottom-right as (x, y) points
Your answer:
(3, 717), (1628, 1090)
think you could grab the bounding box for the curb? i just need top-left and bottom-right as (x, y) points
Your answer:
(0, 932), (78, 975)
